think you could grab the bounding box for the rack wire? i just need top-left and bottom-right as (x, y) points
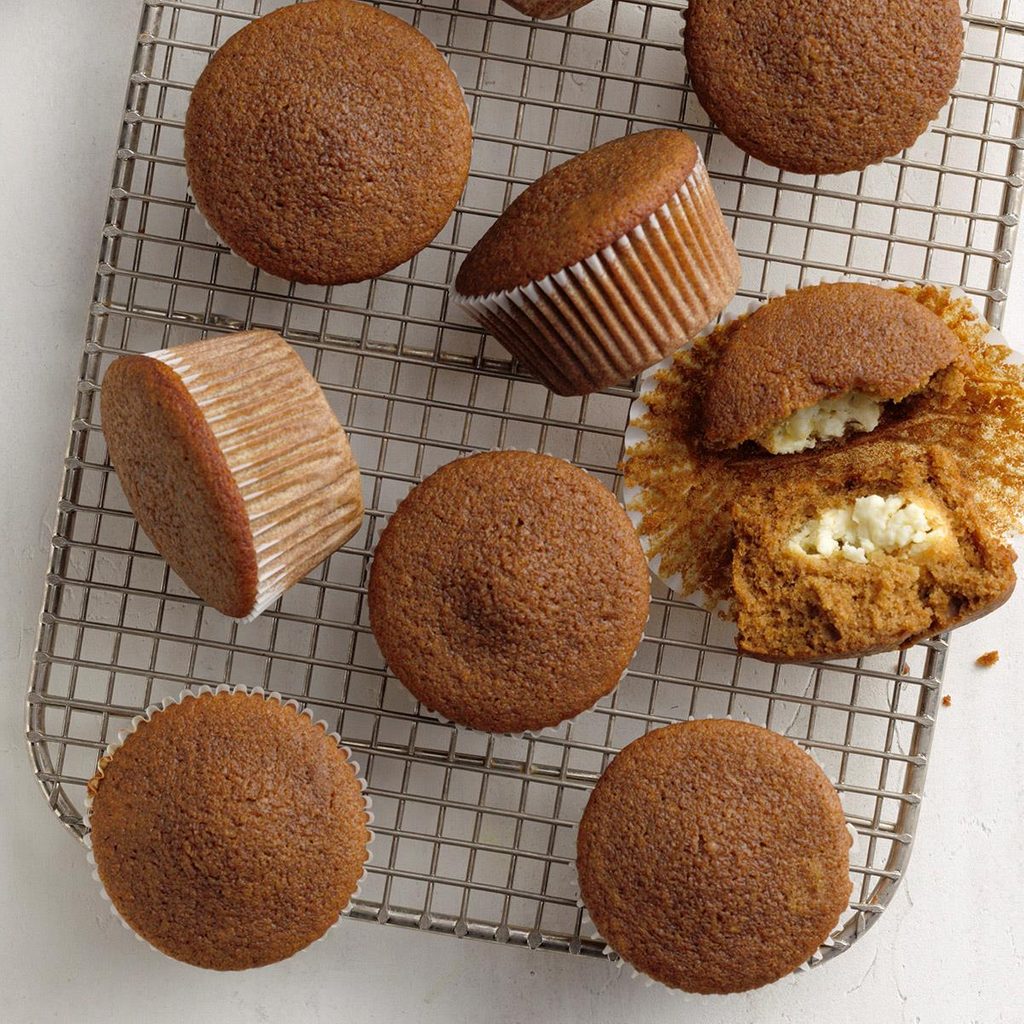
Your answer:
(26, 0), (1024, 968)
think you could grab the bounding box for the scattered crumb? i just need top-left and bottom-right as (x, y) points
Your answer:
(899, 663), (910, 676)
(975, 650), (1000, 668)
(942, 695), (952, 708)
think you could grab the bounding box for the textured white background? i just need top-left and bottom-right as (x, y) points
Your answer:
(2, 3), (1022, 1022)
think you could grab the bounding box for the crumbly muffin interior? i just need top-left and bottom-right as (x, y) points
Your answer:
(730, 444), (1016, 662)
(624, 286), (1024, 605)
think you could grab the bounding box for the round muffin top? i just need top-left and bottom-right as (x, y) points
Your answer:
(87, 691), (370, 970)
(702, 283), (961, 449)
(368, 451), (650, 733)
(455, 130), (699, 297)
(184, 0), (472, 285)
(577, 719), (852, 994)
(684, 0), (963, 175)
(102, 353), (257, 617)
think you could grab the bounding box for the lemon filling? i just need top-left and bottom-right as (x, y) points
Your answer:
(788, 494), (951, 564)
(757, 391), (883, 454)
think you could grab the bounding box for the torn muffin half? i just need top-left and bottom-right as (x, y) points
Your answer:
(701, 282), (961, 454)
(623, 282), (1024, 662)
(730, 444), (1016, 663)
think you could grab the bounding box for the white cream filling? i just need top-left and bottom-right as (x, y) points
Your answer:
(757, 390), (883, 454)
(787, 494), (951, 565)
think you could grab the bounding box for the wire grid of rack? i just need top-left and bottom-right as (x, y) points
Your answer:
(26, 0), (1024, 968)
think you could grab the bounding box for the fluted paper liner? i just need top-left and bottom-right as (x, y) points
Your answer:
(83, 684), (374, 966)
(148, 331), (363, 621)
(456, 154), (740, 396)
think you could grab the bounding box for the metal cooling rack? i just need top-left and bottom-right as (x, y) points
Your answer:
(27, 0), (1024, 969)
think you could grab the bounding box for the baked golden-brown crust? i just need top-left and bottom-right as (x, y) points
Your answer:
(368, 451), (650, 733)
(185, 0), (472, 285)
(102, 353), (258, 617)
(731, 444), (1017, 662)
(703, 283), (961, 448)
(624, 285), (1024, 607)
(684, 0), (963, 175)
(455, 130), (700, 296)
(577, 720), (851, 994)
(502, 0), (592, 17)
(87, 692), (370, 970)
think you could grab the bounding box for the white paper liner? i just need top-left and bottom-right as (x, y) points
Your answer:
(571, 715), (851, 990)
(455, 152), (739, 397)
(622, 275), (1015, 596)
(373, 447), (650, 738)
(83, 683), (374, 968)
(146, 332), (363, 622)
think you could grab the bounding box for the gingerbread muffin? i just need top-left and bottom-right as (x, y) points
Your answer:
(684, 0), (963, 175)
(368, 451), (650, 733)
(702, 283), (961, 451)
(502, 0), (593, 18)
(732, 444), (1017, 662)
(101, 330), (363, 619)
(624, 283), (1024, 660)
(86, 689), (371, 970)
(455, 130), (739, 397)
(185, 0), (472, 285)
(577, 720), (852, 993)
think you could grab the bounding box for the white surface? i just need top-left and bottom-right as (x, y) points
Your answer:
(1, 3), (1023, 1022)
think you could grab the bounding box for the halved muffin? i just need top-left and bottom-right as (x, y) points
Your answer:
(731, 444), (1016, 662)
(701, 283), (960, 453)
(623, 282), (1024, 661)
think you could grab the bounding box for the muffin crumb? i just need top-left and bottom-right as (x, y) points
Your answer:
(942, 694), (953, 707)
(976, 650), (1000, 668)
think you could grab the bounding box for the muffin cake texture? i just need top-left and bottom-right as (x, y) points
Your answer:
(185, 0), (472, 285)
(577, 720), (852, 993)
(87, 690), (371, 970)
(456, 129), (740, 397)
(624, 283), (1024, 661)
(702, 284), (960, 451)
(101, 330), (363, 620)
(683, 0), (963, 175)
(732, 444), (1016, 661)
(368, 451), (650, 733)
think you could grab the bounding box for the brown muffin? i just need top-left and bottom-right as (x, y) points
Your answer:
(624, 285), (1024, 612)
(577, 720), (852, 993)
(185, 0), (472, 285)
(684, 0), (963, 175)
(368, 451), (650, 733)
(731, 444), (1017, 662)
(102, 331), (363, 619)
(86, 690), (371, 970)
(502, 0), (592, 18)
(456, 130), (739, 396)
(702, 283), (961, 449)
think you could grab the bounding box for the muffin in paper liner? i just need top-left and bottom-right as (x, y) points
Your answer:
(184, 0), (473, 286)
(455, 131), (740, 397)
(680, 1), (963, 178)
(84, 684), (374, 971)
(368, 448), (651, 735)
(571, 717), (853, 993)
(622, 277), (1024, 608)
(101, 329), (364, 621)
